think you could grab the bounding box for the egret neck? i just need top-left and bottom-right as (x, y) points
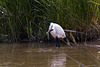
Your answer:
(46, 29), (53, 34)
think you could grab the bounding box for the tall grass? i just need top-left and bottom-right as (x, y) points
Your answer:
(0, 0), (100, 42)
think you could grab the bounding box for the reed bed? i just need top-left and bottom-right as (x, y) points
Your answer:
(0, 0), (100, 43)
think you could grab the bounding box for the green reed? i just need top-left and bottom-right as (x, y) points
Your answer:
(0, 0), (99, 42)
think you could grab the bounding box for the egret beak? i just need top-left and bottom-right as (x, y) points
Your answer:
(46, 30), (50, 40)
(46, 30), (50, 34)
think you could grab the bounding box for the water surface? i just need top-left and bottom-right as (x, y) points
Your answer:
(0, 41), (100, 67)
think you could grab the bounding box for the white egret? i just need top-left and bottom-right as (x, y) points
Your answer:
(46, 22), (67, 48)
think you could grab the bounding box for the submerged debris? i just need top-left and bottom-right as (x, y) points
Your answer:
(37, 49), (52, 52)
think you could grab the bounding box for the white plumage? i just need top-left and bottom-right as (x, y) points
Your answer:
(48, 22), (66, 38)
(46, 22), (66, 48)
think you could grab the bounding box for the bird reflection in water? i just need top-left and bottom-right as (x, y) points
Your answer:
(97, 51), (100, 60)
(49, 51), (66, 67)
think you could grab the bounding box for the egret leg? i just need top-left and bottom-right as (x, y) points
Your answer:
(54, 38), (58, 47)
(57, 38), (60, 48)
(55, 37), (60, 48)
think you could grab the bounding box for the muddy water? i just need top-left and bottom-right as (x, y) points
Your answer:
(0, 41), (100, 67)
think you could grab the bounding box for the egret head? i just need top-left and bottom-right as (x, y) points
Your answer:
(49, 22), (54, 31)
(46, 22), (54, 34)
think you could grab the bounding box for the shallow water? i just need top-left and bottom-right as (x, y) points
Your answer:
(0, 41), (100, 67)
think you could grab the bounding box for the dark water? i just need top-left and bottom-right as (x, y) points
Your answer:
(0, 41), (100, 67)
